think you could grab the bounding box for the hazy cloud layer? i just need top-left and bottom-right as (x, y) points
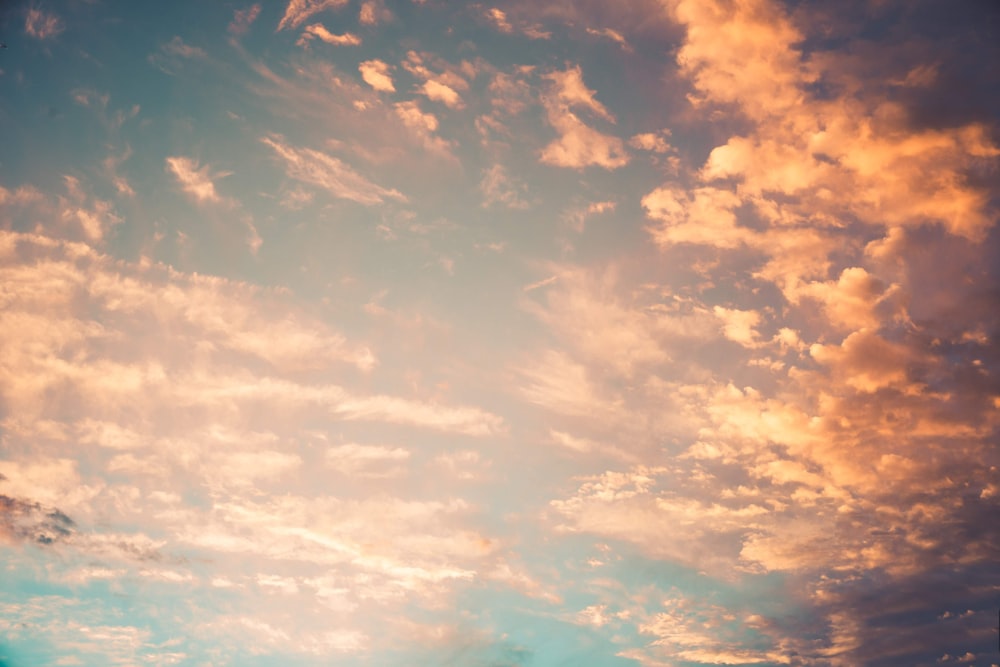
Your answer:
(1, 0), (997, 665)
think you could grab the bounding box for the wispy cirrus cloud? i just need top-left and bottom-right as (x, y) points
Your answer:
(262, 135), (405, 205)
(165, 156), (227, 204)
(276, 0), (349, 31)
(297, 23), (361, 47)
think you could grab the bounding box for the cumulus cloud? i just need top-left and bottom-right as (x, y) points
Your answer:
(420, 80), (463, 109)
(359, 59), (395, 92)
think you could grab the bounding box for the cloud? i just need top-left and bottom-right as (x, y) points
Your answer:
(165, 156), (226, 204)
(277, 0), (349, 31)
(262, 135), (405, 205)
(57, 175), (123, 242)
(586, 27), (630, 50)
(629, 131), (672, 153)
(25, 8), (63, 40)
(713, 306), (762, 347)
(483, 6), (549, 39)
(297, 23), (361, 47)
(332, 395), (505, 436)
(0, 492), (75, 546)
(540, 66), (628, 169)
(402, 51), (471, 109)
(228, 4), (262, 34)
(162, 36), (206, 59)
(486, 8), (513, 33)
(359, 0), (391, 25)
(663, 0), (999, 242)
(359, 59), (395, 92)
(326, 443), (410, 478)
(420, 80), (463, 109)
(809, 329), (912, 393)
(393, 101), (455, 159)
(479, 164), (529, 209)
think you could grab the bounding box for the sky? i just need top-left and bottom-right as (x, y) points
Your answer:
(1, 0), (999, 665)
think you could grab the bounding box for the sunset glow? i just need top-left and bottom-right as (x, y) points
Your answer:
(1, 1), (999, 665)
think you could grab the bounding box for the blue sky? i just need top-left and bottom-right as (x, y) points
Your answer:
(1, 1), (999, 665)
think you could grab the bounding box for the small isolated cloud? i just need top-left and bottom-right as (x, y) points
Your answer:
(165, 157), (225, 204)
(359, 59), (395, 92)
(277, 0), (349, 31)
(486, 8), (513, 33)
(297, 24), (361, 47)
(262, 135), (406, 205)
(587, 27), (630, 50)
(229, 4), (262, 35)
(25, 8), (63, 40)
(420, 80), (463, 109)
(540, 66), (628, 170)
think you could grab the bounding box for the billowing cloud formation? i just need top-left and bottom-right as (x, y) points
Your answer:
(262, 135), (406, 204)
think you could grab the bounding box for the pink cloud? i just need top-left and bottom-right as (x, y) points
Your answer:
(25, 8), (63, 40)
(277, 0), (349, 31)
(165, 156), (225, 204)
